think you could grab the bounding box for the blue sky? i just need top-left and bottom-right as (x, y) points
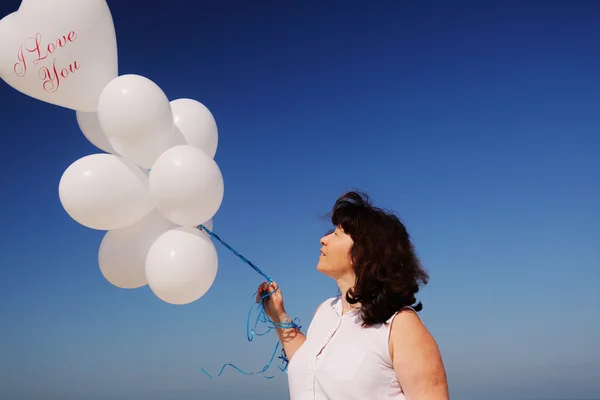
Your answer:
(0, 0), (599, 399)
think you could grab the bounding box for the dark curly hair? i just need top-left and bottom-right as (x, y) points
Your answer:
(328, 191), (429, 327)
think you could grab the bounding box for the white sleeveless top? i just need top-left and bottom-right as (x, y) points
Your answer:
(287, 296), (412, 400)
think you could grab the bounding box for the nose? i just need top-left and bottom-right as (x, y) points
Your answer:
(320, 235), (327, 246)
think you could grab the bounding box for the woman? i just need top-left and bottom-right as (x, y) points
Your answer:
(257, 191), (449, 399)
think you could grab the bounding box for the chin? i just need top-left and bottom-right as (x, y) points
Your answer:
(316, 262), (336, 278)
(316, 261), (328, 274)
(316, 261), (325, 272)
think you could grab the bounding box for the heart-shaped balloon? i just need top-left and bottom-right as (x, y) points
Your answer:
(0, 0), (118, 111)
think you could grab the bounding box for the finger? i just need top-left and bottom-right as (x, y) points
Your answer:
(269, 281), (279, 293)
(256, 282), (266, 302)
(257, 282), (270, 302)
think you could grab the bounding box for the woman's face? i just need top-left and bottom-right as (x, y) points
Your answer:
(317, 226), (354, 279)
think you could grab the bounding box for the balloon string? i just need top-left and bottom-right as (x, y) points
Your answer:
(197, 224), (302, 379)
(198, 224), (273, 283)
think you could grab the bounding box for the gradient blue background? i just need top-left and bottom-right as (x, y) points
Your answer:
(0, 1), (598, 399)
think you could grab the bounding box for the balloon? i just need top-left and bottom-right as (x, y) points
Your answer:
(96, 74), (185, 169)
(0, 0), (118, 111)
(58, 153), (154, 230)
(145, 227), (218, 305)
(76, 111), (117, 154)
(149, 145), (224, 227)
(98, 210), (177, 289)
(171, 98), (218, 158)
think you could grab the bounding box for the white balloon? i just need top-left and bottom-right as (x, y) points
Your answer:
(149, 145), (224, 227)
(171, 98), (218, 158)
(58, 153), (154, 230)
(145, 227), (218, 305)
(0, 0), (118, 111)
(76, 111), (117, 154)
(98, 210), (177, 289)
(97, 74), (185, 169)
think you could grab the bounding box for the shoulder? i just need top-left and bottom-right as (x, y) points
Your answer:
(389, 308), (437, 360)
(306, 296), (341, 338)
(389, 309), (449, 399)
(389, 307), (426, 338)
(314, 296), (339, 316)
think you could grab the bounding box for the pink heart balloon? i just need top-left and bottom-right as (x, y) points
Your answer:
(0, 0), (118, 111)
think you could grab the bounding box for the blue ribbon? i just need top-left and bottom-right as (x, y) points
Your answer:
(197, 223), (302, 379)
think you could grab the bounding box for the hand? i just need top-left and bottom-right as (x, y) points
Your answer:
(256, 281), (287, 323)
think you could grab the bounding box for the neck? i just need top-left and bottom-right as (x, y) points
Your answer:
(336, 274), (359, 314)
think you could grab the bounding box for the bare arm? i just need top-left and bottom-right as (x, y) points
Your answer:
(258, 281), (323, 362)
(274, 300), (326, 361)
(390, 310), (449, 400)
(272, 312), (306, 361)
